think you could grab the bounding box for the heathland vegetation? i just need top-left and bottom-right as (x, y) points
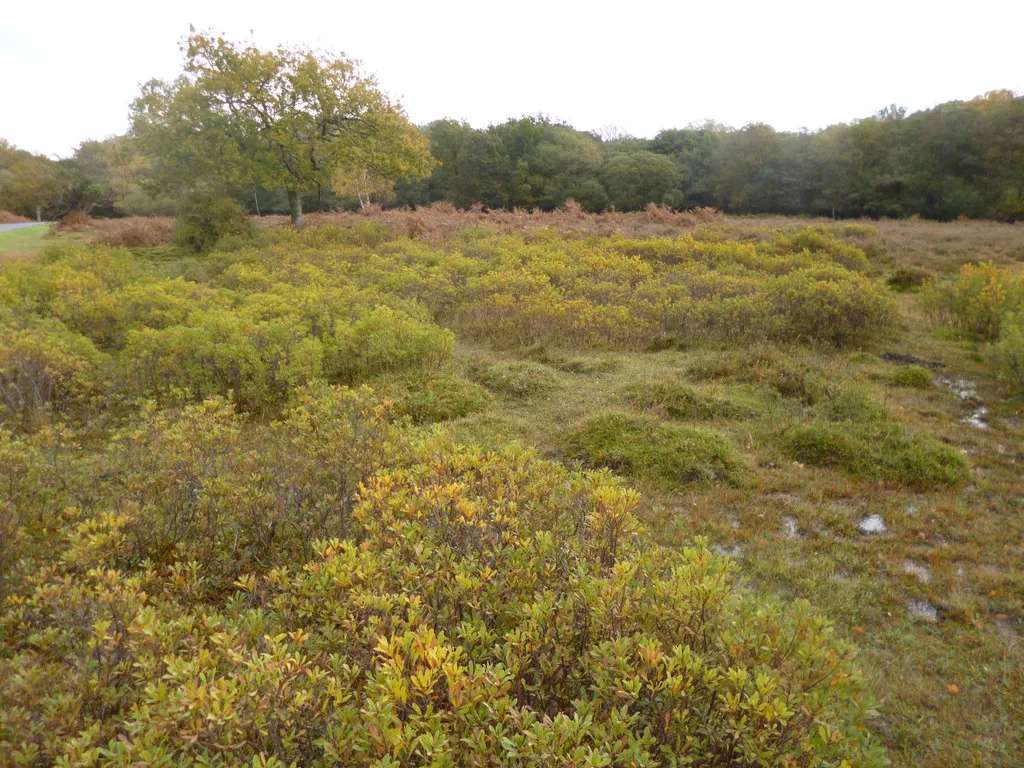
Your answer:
(1, 30), (1023, 768)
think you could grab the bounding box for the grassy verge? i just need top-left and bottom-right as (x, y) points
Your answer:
(0, 224), (51, 260)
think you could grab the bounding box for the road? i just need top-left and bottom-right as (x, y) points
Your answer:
(0, 222), (48, 233)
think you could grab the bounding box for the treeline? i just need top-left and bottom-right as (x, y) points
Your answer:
(396, 91), (1024, 220)
(3, 90), (1023, 221)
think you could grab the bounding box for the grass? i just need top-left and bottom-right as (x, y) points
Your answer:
(622, 377), (755, 419)
(893, 364), (935, 389)
(0, 224), (51, 260)
(564, 411), (746, 487)
(467, 360), (560, 398)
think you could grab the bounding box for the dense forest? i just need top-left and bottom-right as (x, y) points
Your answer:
(6, 91), (1024, 222)
(2, 90), (1023, 222)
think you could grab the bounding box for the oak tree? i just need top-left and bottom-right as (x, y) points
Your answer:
(132, 31), (434, 227)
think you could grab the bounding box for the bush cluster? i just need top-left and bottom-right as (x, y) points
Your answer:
(172, 193), (253, 253)
(0, 408), (879, 767)
(922, 262), (1024, 388)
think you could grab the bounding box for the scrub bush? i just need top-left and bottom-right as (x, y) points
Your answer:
(172, 193), (253, 253)
(0, 320), (107, 424)
(992, 313), (1024, 389)
(334, 306), (455, 381)
(921, 262), (1024, 339)
(0, 437), (879, 768)
(121, 311), (326, 412)
(377, 372), (491, 423)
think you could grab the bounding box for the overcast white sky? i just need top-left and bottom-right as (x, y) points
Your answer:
(2, 0), (1022, 157)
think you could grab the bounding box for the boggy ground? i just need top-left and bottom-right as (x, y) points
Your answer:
(392, 212), (1023, 766)
(444, 334), (1023, 767)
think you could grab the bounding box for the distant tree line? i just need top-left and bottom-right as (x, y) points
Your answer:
(2, 90), (1022, 221)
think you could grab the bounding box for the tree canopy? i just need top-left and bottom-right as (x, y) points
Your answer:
(130, 32), (434, 227)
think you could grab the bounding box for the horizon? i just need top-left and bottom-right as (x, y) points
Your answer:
(3, 0), (1022, 157)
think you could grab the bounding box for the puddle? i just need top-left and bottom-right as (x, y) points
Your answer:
(713, 544), (743, 558)
(882, 352), (945, 369)
(902, 559), (932, 584)
(963, 406), (990, 429)
(783, 517), (799, 538)
(858, 514), (887, 534)
(937, 377), (978, 401)
(907, 599), (939, 621)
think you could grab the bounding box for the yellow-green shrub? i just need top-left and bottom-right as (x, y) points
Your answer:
(921, 262), (1024, 339)
(334, 305), (455, 381)
(121, 311), (325, 411)
(0, 320), (107, 424)
(108, 386), (395, 581)
(0, 438), (880, 767)
(375, 372), (490, 424)
(768, 268), (897, 346)
(992, 313), (1024, 389)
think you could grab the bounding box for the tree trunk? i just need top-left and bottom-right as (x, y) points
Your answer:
(287, 190), (304, 230)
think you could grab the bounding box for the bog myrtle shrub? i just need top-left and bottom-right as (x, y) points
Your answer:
(0, 432), (880, 767)
(121, 311), (326, 412)
(374, 372), (491, 424)
(992, 313), (1024, 388)
(334, 305), (456, 381)
(0, 320), (107, 424)
(108, 385), (395, 581)
(921, 263), (1024, 390)
(921, 262), (1024, 339)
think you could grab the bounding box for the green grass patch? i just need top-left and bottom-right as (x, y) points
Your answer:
(623, 378), (755, 420)
(892, 365), (935, 389)
(467, 360), (559, 398)
(529, 350), (619, 374)
(780, 421), (968, 488)
(565, 411), (745, 487)
(0, 224), (50, 259)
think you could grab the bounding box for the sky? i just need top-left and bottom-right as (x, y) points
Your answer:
(2, 0), (1022, 158)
